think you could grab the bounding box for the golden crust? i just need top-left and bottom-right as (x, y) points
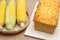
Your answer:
(34, 0), (59, 26)
(33, 0), (59, 34)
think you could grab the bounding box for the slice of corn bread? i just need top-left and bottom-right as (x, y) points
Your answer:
(33, 0), (59, 34)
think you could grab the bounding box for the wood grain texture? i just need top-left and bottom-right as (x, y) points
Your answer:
(26, 0), (38, 18)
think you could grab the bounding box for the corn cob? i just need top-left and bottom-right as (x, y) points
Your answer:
(17, 0), (27, 27)
(5, 0), (16, 30)
(0, 0), (6, 29)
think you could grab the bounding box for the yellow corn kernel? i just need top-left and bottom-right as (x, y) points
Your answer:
(0, 0), (6, 29)
(5, 0), (16, 30)
(17, 0), (27, 27)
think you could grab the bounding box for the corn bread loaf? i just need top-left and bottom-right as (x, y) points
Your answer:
(33, 0), (59, 34)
